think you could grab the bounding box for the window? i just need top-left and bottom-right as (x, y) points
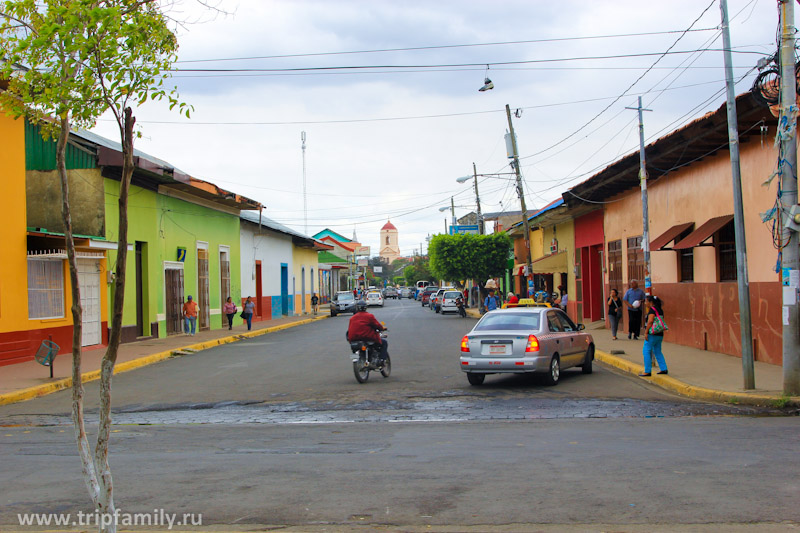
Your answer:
(475, 312), (540, 331)
(627, 236), (644, 284)
(608, 240), (622, 290)
(27, 258), (65, 319)
(717, 221), (737, 281)
(677, 226), (694, 282)
(546, 312), (563, 332)
(386, 236), (390, 245)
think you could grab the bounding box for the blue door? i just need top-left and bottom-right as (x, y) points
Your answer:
(281, 264), (289, 316)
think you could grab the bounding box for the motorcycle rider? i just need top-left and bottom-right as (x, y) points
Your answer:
(347, 300), (388, 363)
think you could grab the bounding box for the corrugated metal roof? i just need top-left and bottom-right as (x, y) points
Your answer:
(240, 211), (328, 249)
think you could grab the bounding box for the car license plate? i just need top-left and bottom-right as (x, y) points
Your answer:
(489, 344), (507, 355)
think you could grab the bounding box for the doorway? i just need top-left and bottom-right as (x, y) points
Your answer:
(135, 242), (146, 337)
(280, 264), (289, 316)
(301, 267), (306, 314)
(255, 261), (263, 318)
(77, 258), (102, 346)
(164, 264), (184, 335)
(197, 246), (210, 330)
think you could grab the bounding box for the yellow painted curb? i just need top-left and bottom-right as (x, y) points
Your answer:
(0, 315), (329, 407)
(595, 349), (800, 407)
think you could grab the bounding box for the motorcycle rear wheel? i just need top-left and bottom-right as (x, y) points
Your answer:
(380, 355), (392, 378)
(353, 359), (370, 383)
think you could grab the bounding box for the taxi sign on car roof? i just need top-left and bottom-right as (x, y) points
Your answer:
(501, 298), (552, 309)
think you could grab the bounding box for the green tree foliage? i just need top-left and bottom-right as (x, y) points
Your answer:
(429, 233), (511, 284)
(404, 255), (433, 286)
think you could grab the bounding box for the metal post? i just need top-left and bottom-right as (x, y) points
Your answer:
(779, 0), (800, 394)
(626, 97), (653, 296)
(505, 104), (532, 296)
(473, 162), (484, 235)
(450, 196), (456, 229)
(301, 131), (307, 235)
(720, 0), (755, 389)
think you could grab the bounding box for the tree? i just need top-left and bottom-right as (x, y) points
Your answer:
(404, 255), (433, 286)
(428, 233), (511, 285)
(1, 2), (186, 531)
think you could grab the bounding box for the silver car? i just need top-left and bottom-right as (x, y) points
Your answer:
(459, 307), (594, 386)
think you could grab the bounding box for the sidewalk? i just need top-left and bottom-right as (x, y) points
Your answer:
(0, 307), (330, 406)
(466, 307), (798, 407)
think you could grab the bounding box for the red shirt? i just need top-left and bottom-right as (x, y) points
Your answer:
(347, 312), (384, 345)
(507, 295), (519, 304)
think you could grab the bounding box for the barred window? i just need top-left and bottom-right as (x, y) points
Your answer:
(27, 258), (65, 319)
(607, 240), (622, 289)
(627, 236), (644, 284)
(717, 221), (737, 282)
(677, 226), (694, 282)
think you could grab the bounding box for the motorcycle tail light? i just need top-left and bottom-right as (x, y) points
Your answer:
(360, 345), (367, 352)
(525, 334), (540, 352)
(460, 335), (470, 352)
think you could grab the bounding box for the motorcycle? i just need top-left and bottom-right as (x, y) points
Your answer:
(456, 297), (467, 318)
(349, 332), (391, 383)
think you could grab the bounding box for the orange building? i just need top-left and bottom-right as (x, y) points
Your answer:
(566, 93), (782, 364)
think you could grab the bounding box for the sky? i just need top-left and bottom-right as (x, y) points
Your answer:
(89, 0), (778, 258)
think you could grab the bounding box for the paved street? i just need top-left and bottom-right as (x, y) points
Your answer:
(1, 298), (798, 531)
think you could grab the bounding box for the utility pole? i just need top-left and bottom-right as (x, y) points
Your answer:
(505, 104), (532, 296)
(720, 0), (755, 389)
(779, 0), (800, 395)
(473, 162), (484, 235)
(626, 97), (653, 294)
(301, 131), (308, 235)
(451, 196), (456, 229)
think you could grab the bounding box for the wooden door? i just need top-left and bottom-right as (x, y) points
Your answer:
(165, 268), (184, 335)
(197, 248), (210, 330)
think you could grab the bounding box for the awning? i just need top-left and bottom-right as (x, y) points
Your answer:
(651, 222), (694, 250)
(513, 264), (525, 276)
(673, 215), (734, 249)
(529, 251), (568, 274)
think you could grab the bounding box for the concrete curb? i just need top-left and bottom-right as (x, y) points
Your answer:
(0, 315), (329, 407)
(595, 349), (800, 408)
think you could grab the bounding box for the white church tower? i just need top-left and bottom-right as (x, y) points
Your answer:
(379, 220), (401, 263)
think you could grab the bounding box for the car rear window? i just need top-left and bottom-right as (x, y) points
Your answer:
(443, 291), (461, 299)
(475, 313), (540, 331)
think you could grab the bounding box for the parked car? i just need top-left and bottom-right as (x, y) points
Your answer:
(331, 291), (358, 317)
(383, 287), (398, 299)
(440, 290), (464, 314)
(403, 287), (414, 299)
(420, 286), (439, 307)
(431, 287), (455, 313)
(459, 307), (594, 386)
(366, 291), (384, 307)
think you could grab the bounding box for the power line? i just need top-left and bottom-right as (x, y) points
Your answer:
(175, 28), (720, 64)
(172, 48), (766, 73)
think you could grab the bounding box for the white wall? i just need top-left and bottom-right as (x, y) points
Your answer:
(240, 224), (294, 299)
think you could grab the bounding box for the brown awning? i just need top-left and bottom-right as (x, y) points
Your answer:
(651, 222), (694, 250)
(529, 251), (568, 274)
(673, 215), (734, 250)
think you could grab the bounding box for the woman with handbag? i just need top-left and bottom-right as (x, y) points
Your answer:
(242, 296), (255, 331)
(639, 295), (668, 377)
(607, 288), (623, 340)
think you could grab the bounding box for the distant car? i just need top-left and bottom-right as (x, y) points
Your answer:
(459, 307), (595, 386)
(366, 291), (384, 307)
(383, 287), (398, 299)
(420, 286), (439, 307)
(440, 290), (463, 314)
(399, 287), (413, 299)
(431, 287), (455, 313)
(331, 291), (357, 317)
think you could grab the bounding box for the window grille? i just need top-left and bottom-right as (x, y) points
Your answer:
(27, 258), (65, 319)
(717, 222), (737, 281)
(627, 236), (644, 284)
(607, 240), (622, 290)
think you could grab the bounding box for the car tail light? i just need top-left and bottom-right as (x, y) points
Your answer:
(460, 335), (470, 352)
(525, 334), (540, 352)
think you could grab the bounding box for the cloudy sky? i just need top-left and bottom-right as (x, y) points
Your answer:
(90, 0), (777, 257)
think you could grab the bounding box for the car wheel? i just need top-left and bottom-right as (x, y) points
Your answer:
(467, 373), (485, 386)
(331, 310), (337, 317)
(544, 355), (560, 386)
(582, 345), (594, 374)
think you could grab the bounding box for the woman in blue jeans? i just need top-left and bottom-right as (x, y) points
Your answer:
(639, 295), (668, 376)
(243, 296), (255, 331)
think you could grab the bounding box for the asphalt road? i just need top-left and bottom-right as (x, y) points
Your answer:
(1, 298), (798, 531)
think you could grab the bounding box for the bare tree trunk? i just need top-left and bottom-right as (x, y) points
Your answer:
(93, 107), (135, 533)
(58, 116), (103, 509)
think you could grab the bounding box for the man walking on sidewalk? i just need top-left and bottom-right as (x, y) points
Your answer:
(183, 295), (199, 336)
(623, 280), (645, 340)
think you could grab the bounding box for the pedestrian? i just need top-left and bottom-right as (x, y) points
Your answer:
(242, 296), (255, 331)
(463, 287), (469, 308)
(311, 293), (319, 315)
(639, 295), (668, 377)
(623, 279), (646, 340)
(607, 288), (623, 340)
(223, 296), (237, 330)
(506, 291), (519, 306)
(484, 288), (500, 313)
(557, 285), (569, 312)
(182, 295), (198, 336)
